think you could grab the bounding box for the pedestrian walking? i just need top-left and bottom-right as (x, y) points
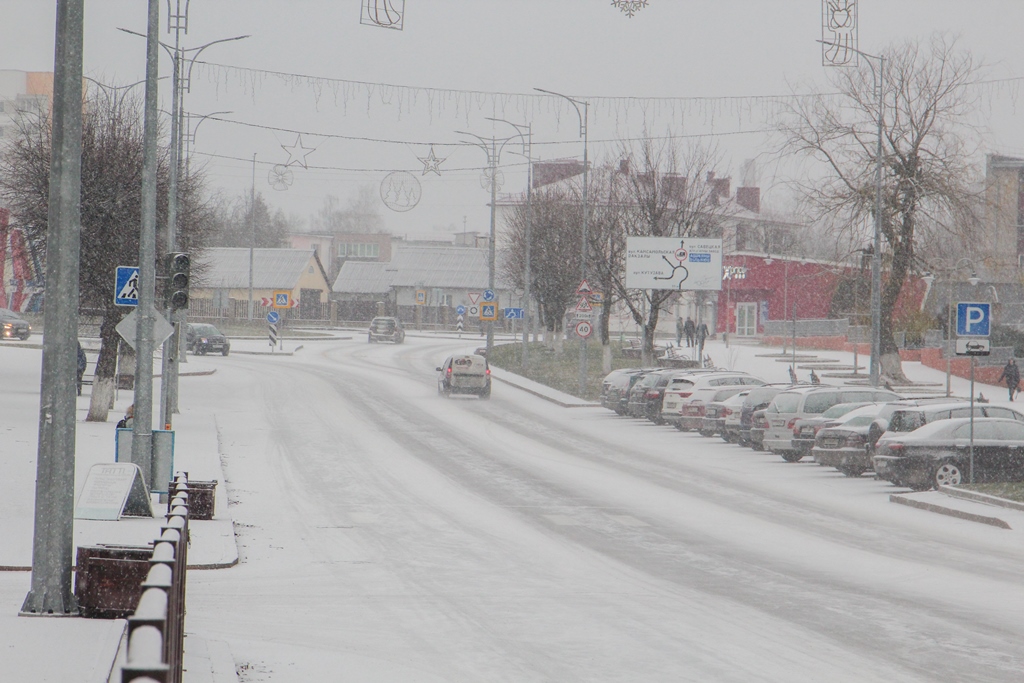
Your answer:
(675, 317), (684, 346)
(116, 405), (134, 430)
(998, 358), (1021, 401)
(695, 320), (709, 361)
(683, 317), (696, 348)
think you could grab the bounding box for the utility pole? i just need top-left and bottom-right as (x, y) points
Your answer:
(248, 153), (256, 320)
(131, 0), (161, 490)
(21, 0), (84, 616)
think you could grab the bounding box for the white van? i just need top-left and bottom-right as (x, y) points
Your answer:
(763, 385), (901, 461)
(437, 354), (491, 399)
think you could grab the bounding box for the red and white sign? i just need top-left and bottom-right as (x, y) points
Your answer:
(574, 320), (593, 338)
(575, 296), (593, 312)
(576, 279), (592, 295)
(468, 292), (481, 304)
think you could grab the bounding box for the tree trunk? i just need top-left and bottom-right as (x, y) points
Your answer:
(878, 213), (914, 384)
(86, 308), (124, 421)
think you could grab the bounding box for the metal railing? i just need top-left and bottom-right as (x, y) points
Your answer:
(120, 473), (191, 683)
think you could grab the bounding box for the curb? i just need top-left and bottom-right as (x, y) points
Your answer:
(491, 375), (600, 408)
(938, 485), (1024, 512)
(890, 493), (1012, 529)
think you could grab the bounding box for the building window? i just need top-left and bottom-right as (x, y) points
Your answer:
(339, 242), (380, 258)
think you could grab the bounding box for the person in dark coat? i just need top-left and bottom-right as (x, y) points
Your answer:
(77, 342), (87, 396)
(694, 320), (709, 358)
(683, 317), (696, 347)
(788, 365), (798, 384)
(998, 358), (1021, 401)
(810, 369), (820, 384)
(675, 318), (684, 346)
(116, 404), (134, 430)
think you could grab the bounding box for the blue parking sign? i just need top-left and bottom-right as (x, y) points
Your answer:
(956, 302), (990, 337)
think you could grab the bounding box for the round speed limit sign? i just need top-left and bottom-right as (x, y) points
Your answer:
(575, 320), (593, 339)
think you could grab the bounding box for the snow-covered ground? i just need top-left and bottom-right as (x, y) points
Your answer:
(4, 333), (1024, 682)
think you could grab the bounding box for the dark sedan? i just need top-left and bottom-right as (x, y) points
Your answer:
(812, 407), (887, 477)
(0, 308), (31, 340)
(873, 418), (1024, 490)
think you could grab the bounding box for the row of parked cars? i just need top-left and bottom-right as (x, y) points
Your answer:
(601, 366), (1024, 491)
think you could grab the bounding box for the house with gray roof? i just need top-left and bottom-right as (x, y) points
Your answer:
(191, 247), (331, 320)
(332, 244), (515, 325)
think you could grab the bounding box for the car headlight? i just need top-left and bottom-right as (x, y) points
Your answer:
(200, 337), (208, 343)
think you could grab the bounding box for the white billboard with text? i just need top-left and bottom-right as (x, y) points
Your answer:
(625, 237), (723, 290)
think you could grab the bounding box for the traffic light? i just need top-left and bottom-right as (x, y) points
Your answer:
(165, 252), (190, 311)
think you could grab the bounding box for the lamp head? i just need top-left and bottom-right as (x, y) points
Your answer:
(921, 272), (935, 286)
(968, 274), (981, 286)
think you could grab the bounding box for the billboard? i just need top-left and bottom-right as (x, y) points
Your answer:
(625, 237), (723, 290)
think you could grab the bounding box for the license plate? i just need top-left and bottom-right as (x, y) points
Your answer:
(820, 438), (839, 449)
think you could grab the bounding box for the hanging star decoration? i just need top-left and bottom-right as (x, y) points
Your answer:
(281, 134), (316, 168)
(417, 146), (447, 176)
(611, 0), (649, 18)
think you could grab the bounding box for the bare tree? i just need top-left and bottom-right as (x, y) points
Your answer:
(0, 87), (215, 420)
(779, 34), (982, 381)
(208, 191), (293, 248)
(500, 186), (582, 351)
(607, 137), (731, 366)
(309, 187), (386, 234)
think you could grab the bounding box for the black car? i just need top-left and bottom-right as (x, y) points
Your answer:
(0, 308), (31, 340)
(368, 316), (405, 343)
(873, 417), (1024, 490)
(186, 323), (230, 356)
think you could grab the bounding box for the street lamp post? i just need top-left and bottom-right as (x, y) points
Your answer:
(535, 88), (590, 396)
(823, 43), (885, 387)
(455, 131), (517, 359)
(487, 117), (533, 371)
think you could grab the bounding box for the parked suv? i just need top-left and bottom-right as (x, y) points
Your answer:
(186, 323), (230, 356)
(762, 386), (900, 461)
(368, 317), (405, 343)
(661, 372), (764, 429)
(0, 308), (31, 340)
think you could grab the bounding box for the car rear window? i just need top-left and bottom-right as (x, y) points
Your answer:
(803, 392), (840, 414)
(844, 416), (876, 427)
(768, 392), (802, 413)
(889, 410), (926, 432)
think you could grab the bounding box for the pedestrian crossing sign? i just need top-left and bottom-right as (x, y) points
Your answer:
(115, 266), (140, 307)
(480, 303), (498, 321)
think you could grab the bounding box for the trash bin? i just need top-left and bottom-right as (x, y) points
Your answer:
(185, 480), (217, 520)
(75, 544), (153, 619)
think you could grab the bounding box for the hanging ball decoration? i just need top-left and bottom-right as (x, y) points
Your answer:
(380, 171), (422, 212)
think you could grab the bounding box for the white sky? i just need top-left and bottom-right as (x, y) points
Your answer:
(3, 1), (1024, 238)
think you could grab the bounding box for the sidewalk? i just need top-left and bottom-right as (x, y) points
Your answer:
(0, 345), (237, 682)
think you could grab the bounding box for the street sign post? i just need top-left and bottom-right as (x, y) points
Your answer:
(956, 302), (991, 485)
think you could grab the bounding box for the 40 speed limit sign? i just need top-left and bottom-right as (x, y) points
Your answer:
(574, 320), (593, 339)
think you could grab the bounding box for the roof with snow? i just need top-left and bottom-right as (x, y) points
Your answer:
(194, 248), (324, 289)
(332, 245), (511, 293)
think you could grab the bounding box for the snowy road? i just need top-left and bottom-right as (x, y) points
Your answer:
(183, 335), (1024, 682)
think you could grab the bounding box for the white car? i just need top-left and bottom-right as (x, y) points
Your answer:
(661, 372), (765, 429)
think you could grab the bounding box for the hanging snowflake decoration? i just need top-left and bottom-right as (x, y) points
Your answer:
(417, 146), (447, 176)
(361, 0), (405, 30)
(611, 0), (649, 18)
(380, 171), (421, 212)
(480, 167), (504, 192)
(268, 164), (294, 191)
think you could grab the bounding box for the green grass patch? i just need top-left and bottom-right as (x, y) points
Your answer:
(488, 340), (654, 400)
(957, 483), (1024, 503)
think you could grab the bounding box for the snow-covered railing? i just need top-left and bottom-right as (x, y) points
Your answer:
(120, 474), (191, 683)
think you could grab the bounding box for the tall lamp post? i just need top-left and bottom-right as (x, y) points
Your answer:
(823, 43), (885, 388)
(455, 131), (517, 359)
(535, 88), (590, 396)
(487, 117), (533, 371)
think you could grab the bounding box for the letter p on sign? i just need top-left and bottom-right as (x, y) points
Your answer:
(956, 302), (991, 337)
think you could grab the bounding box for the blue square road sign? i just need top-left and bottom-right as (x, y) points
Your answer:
(956, 302), (991, 337)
